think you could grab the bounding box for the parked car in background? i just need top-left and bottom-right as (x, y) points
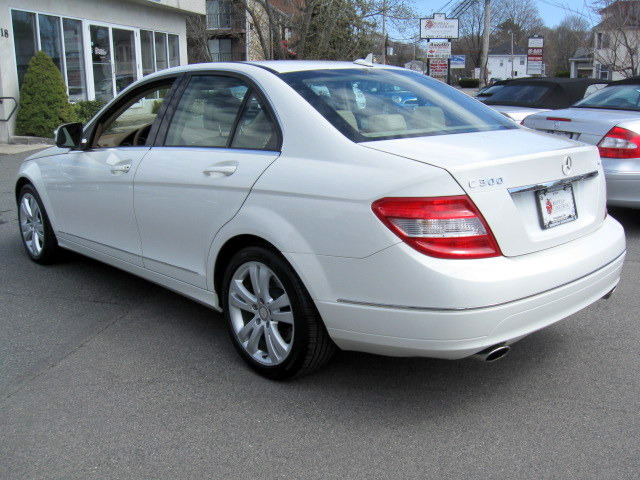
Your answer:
(481, 77), (611, 123)
(475, 80), (508, 100)
(524, 78), (640, 208)
(16, 62), (625, 379)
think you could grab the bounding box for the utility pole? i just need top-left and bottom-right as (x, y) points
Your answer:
(479, 0), (490, 87)
(510, 30), (514, 78)
(382, 0), (387, 64)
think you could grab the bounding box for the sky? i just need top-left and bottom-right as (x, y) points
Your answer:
(413, 0), (597, 29)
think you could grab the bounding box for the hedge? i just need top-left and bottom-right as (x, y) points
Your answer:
(459, 78), (480, 88)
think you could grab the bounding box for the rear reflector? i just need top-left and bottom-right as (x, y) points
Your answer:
(598, 126), (640, 158)
(372, 196), (502, 259)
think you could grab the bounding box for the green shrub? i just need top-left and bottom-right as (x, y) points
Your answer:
(73, 100), (107, 124)
(555, 71), (570, 78)
(459, 78), (480, 88)
(151, 100), (163, 114)
(15, 51), (77, 138)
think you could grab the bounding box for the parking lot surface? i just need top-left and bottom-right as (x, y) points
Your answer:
(1, 149), (639, 479)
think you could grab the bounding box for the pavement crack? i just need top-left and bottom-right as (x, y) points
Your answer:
(0, 311), (129, 406)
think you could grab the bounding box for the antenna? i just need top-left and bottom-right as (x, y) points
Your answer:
(354, 53), (374, 67)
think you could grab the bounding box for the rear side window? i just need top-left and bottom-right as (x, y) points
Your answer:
(165, 76), (247, 147)
(231, 93), (278, 151)
(281, 68), (514, 142)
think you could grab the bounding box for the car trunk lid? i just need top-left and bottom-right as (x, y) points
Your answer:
(524, 107), (640, 142)
(362, 128), (606, 257)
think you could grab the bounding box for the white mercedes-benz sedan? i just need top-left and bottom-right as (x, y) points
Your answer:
(16, 61), (626, 379)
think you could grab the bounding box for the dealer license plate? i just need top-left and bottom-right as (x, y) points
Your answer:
(546, 130), (574, 139)
(537, 184), (578, 229)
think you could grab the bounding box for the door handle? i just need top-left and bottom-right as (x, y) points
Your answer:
(203, 165), (237, 176)
(111, 164), (131, 174)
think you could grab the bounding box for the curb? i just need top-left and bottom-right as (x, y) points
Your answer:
(10, 135), (55, 145)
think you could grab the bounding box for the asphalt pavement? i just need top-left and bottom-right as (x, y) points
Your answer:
(1, 149), (639, 479)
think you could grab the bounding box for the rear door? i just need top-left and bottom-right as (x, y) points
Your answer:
(133, 74), (281, 288)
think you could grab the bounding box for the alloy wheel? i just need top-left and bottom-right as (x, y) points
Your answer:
(228, 261), (294, 366)
(19, 193), (45, 257)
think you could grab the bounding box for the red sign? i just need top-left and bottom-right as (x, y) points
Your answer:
(528, 48), (543, 56)
(429, 59), (448, 76)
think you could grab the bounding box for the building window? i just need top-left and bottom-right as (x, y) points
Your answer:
(499, 60), (504, 67)
(520, 57), (525, 65)
(208, 38), (232, 62)
(155, 32), (168, 70)
(168, 34), (180, 68)
(141, 30), (155, 76)
(11, 11), (37, 87)
(113, 28), (136, 93)
(38, 15), (64, 74)
(12, 10), (87, 100)
(63, 19), (87, 101)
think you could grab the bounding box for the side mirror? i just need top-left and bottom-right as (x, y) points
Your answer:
(55, 122), (83, 149)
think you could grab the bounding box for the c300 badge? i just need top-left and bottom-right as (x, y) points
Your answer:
(469, 177), (504, 188)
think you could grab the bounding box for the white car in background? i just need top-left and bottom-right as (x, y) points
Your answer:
(524, 79), (640, 208)
(16, 61), (626, 379)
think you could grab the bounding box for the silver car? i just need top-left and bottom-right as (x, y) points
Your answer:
(524, 79), (640, 208)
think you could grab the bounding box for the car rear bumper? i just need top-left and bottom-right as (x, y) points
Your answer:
(605, 170), (640, 208)
(317, 251), (623, 358)
(285, 216), (626, 359)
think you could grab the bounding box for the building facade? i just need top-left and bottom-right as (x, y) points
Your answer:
(486, 42), (529, 81)
(0, 0), (204, 142)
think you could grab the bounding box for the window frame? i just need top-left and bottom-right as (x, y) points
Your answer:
(155, 71), (283, 152)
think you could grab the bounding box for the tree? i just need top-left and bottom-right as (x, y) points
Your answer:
(543, 15), (590, 75)
(591, 0), (640, 77)
(15, 51), (76, 138)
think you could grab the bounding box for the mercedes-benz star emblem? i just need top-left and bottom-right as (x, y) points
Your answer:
(562, 156), (572, 176)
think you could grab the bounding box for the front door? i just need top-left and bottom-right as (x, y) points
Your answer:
(134, 74), (281, 287)
(52, 79), (177, 265)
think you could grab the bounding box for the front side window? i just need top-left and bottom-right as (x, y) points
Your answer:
(281, 68), (515, 141)
(95, 82), (173, 148)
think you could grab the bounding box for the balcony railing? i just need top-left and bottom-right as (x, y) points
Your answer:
(206, 13), (245, 30)
(210, 52), (247, 62)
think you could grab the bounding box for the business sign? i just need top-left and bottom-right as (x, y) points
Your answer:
(450, 55), (466, 69)
(420, 13), (459, 39)
(528, 37), (544, 48)
(527, 36), (544, 74)
(426, 41), (451, 58)
(429, 59), (448, 77)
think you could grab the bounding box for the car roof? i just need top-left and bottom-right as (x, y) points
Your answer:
(609, 77), (640, 86)
(500, 77), (611, 86)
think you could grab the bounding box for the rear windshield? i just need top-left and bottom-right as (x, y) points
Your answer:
(574, 84), (640, 111)
(280, 68), (515, 142)
(483, 84), (552, 106)
(477, 84), (505, 98)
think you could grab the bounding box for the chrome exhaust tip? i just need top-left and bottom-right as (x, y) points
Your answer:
(473, 344), (510, 362)
(602, 286), (617, 300)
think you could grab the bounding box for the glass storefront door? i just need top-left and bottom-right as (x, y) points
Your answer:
(90, 25), (114, 101)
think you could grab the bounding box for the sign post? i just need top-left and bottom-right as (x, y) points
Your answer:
(420, 13), (459, 84)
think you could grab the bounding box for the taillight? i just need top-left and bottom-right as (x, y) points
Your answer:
(598, 126), (640, 158)
(371, 196), (502, 259)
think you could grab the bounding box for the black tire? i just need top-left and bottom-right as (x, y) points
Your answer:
(222, 246), (335, 379)
(17, 184), (59, 264)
